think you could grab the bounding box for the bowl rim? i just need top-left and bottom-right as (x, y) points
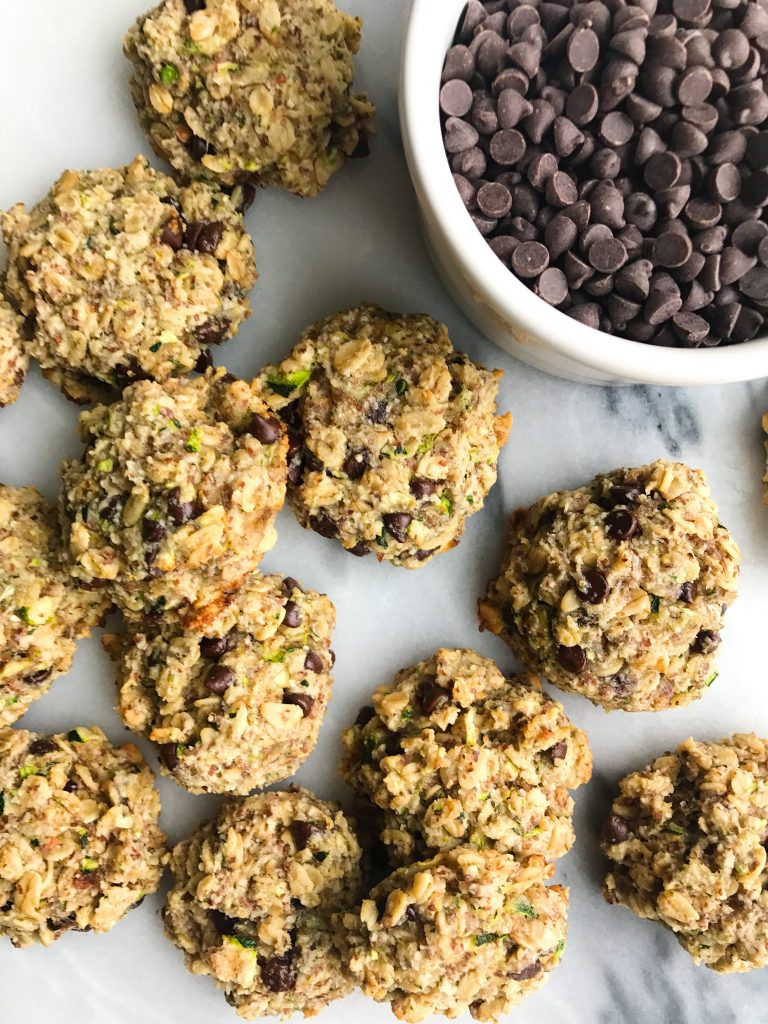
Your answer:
(399, 0), (768, 385)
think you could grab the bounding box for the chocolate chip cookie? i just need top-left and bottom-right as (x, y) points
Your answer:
(602, 734), (768, 973)
(480, 461), (740, 711)
(0, 485), (109, 727)
(254, 304), (511, 567)
(108, 572), (335, 794)
(341, 648), (591, 866)
(164, 787), (362, 1018)
(60, 368), (287, 617)
(0, 725), (166, 947)
(334, 846), (568, 1023)
(125, 0), (374, 198)
(1, 155), (255, 403)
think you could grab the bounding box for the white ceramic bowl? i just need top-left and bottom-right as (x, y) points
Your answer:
(399, 0), (768, 385)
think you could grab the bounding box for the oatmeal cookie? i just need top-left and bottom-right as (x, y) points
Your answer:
(1, 155), (255, 403)
(602, 734), (768, 973)
(341, 648), (591, 866)
(479, 461), (740, 712)
(0, 485), (109, 727)
(254, 304), (511, 567)
(334, 846), (568, 1023)
(164, 787), (362, 1018)
(0, 725), (166, 947)
(124, 0), (374, 198)
(60, 369), (287, 617)
(109, 572), (335, 794)
(0, 295), (27, 408)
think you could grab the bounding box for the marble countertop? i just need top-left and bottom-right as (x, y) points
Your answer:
(1, 1), (767, 1022)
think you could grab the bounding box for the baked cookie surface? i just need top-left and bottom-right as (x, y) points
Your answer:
(0, 485), (109, 726)
(480, 461), (740, 712)
(124, 0), (374, 198)
(255, 304), (511, 567)
(0, 295), (27, 408)
(0, 725), (166, 947)
(602, 734), (768, 973)
(164, 787), (361, 1018)
(1, 155), (255, 402)
(110, 572), (335, 793)
(60, 369), (288, 617)
(341, 648), (591, 866)
(334, 846), (568, 1023)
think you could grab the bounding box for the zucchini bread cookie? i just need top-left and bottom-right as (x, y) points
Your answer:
(60, 368), (287, 617)
(341, 648), (591, 866)
(164, 787), (362, 1018)
(479, 461), (740, 712)
(0, 294), (27, 408)
(334, 847), (568, 1023)
(763, 411), (767, 507)
(0, 485), (109, 727)
(1, 155), (255, 403)
(108, 572), (335, 793)
(602, 734), (768, 973)
(0, 725), (166, 948)
(124, 0), (374, 198)
(254, 304), (512, 567)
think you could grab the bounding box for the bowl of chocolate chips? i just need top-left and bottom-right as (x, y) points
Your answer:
(400, 0), (768, 384)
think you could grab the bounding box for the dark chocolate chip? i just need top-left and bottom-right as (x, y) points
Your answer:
(167, 487), (199, 525)
(290, 820), (319, 850)
(421, 682), (451, 714)
(383, 512), (412, 542)
(606, 508), (639, 540)
(308, 514), (339, 539)
(580, 569), (609, 604)
(159, 743), (179, 772)
(410, 478), (438, 499)
(206, 665), (235, 695)
(200, 634), (233, 659)
(304, 652), (324, 673)
(260, 954), (297, 993)
(283, 693), (314, 717)
(248, 413), (282, 444)
(184, 221), (224, 254)
(28, 739), (57, 756)
(556, 644), (587, 674)
(602, 814), (632, 844)
(25, 668), (53, 686)
(343, 450), (369, 480)
(283, 601), (301, 628)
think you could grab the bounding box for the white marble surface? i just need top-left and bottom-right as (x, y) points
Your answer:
(1, 1), (767, 1021)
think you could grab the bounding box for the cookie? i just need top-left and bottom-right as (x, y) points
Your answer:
(341, 648), (591, 866)
(334, 846), (567, 1023)
(60, 369), (288, 617)
(0, 725), (166, 947)
(1, 155), (255, 403)
(763, 411), (768, 508)
(254, 304), (511, 567)
(0, 486), (109, 727)
(479, 460), (740, 712)
(108, 572), (335, 794)
(164, 787), (362, 1018)
(602, 734), (768, 973)
(124, 0), (374, 198)
(0, 294), (27, 408)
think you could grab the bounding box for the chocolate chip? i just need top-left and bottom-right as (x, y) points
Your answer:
(546, 741), (568, 761)
(602, 814), (632, 844)
(206, 665), (235, 695)
(142, 518), (166, 543)
(25, 668), (52, 686)
(511, 240), (549, 278)
(28, 739), (57, 756)
(692, 629), (721, 654)
(556, 644), (587, 674)
(184, 221), (224, 254)
(195, 318), (229, 346)
(383, 512), (412, 542)
(342, 449), (369, 480)
(498, 90), (533, 128)
(421, 682), (451, 714)
(283, 693), (314, 717)
(160, 216), (184, 250)
(248, 413), (282, 444)
(606, 507), (639, 540)
(477, 181), (512, 217)
(568, 26), (600, 71)
(511, 961), (543, 981)
(184, 0), (206, 12)
(679, 581), (697, 603)
(159, 743), (179, 772)
(440, 79), (473, 118)
(308, 513), (339, 539)
(283, 601), (301, 628)
(260, 954), (297, 993)
(355, 706), (375, 727)
(653, 231), (693, 269)
(167, 487), (199, 525)
(304, 652), (324, 673)
(589, 238), (628, 273)
(186, 134), (212, 160)
(580, 569), (609, 604)
(536, 267), (568, 305)
(644, 152), (682, 191)
(200, 635), (233, 659)
(410, 478), (437, 499)
(195, 348), (213, 373)
(290, 820), (319, 850)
